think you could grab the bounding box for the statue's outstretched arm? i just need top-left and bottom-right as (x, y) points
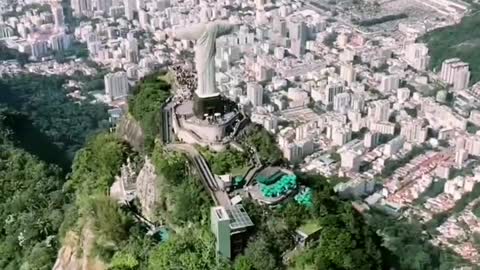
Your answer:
(213, 21), (239, 37)
(172, 23), (207, 40)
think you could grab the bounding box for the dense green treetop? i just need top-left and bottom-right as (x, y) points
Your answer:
(0, 115), (69, 270)
(202, 147), (250, 175)
(243, 125), (283, 165)
(0, 74), (109, 168)
(128, 73), (172, 151)
(66, 133), (132, 197)
(148, 228), (227, 270)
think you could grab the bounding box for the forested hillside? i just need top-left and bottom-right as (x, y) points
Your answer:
(0, 74), (109, 169)
(0, 111), (72, 270)
(0, 71), (111, 268)
(421, 12), (480, 84)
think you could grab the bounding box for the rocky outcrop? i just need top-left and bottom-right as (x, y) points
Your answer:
(135, 157), (159, 220)
(52, 222), (106, 270)
(116, 114), (145, 151)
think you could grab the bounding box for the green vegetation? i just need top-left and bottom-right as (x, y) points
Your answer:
(467, 122), (480, 134)
(151, 144), (211, 226)
(0, 74), (109, 168)
(0, 42), (29, 65)
(235, 175), (387, 270)
(294, 187), (313, 208)
(405, 107), (418, 117)
(414, 179), (447, 205)
(355, 13), (408, 27)
(60, 133), (163, 269)
(243, 125), (283, 165)
(473, 201), (480, 218)
(54, 41), (90, 62)
(66, 133), (132, 198)
(0, 138), (68, 269)
(148, 228), (227, 270)
(2, 67), (475, 270)
(426, 182), (480, 231)
(202, 147), (250, 175)
(323, 32), (338, 47)
(368, 210), (472, 270)
(421, 12), (480, 84)
(129, 73), (172, 151)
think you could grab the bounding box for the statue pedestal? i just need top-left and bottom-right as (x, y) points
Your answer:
(193, 94), (236, 119)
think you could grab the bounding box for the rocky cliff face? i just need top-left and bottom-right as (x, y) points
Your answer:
(135, 157), (159, 221)
(116, 114), (145, 151)
(52, 222), (106, 270)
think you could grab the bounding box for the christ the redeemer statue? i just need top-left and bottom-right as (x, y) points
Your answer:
(172, 21), (237, 98)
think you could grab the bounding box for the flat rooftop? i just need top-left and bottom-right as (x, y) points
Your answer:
(226, 205), (254, 231)
(281, 107), (322, 123)
(296, 220), (322, 236)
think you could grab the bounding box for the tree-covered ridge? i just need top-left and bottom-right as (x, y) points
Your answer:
(151, 143), (211, 226)
(233, 175), (387, 270)
(0, 74), (109, 168)
(368, 210), (472, 270)
(0, 115), (69, 270)
(0, 42), (29, 65)
(421, 12), (480, 84)
(66, 133), (132, 196)
(202, 146), (250, 175)
(148, 227), (228, 270)
(128, 73), (172, 151)
(60, 133), (153, 267)
(243, 125), (283, 165)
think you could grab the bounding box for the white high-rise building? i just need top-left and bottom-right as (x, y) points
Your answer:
(333, 92), (351, 114)
(136, 0), (145, 10)
(71, 0), (92, 16)
(400, 119), (428, 143)
(288, 18), (307, 58)
(383, 136), (405, 157)
(379, 74), (399, 93)
(51, 3), (64, 29)
(124, 0), (136, 20)
(255, 0), (267, 10)
(0, 25), (14, 38)
(138, 10), (149, 30)
(30, 40), (48, 59)
(455, 148), (468, 168)
(340, 48), (355, 62)
(369, 100), (390, 122)
(323, 80), (344, 105)
(95, 0), (112, 13)
(440, 58), (470, 90)
(350, 93), (365, 112)
(404, 43), (430, 71)
(247, 82), (263, 107)
(341, 150), (361, 172)
(125, 36), (139, 63)
(340, 62), (356, 85)
(49, 33), (73, 51)
(364, 132), (379, 148)
(331, 127), (352, 146)
(397, 88), (411, 103)
(105, 72), (129, 102)
(273, 17), (287, 37)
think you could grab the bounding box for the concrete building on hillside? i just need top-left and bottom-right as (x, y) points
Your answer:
(440, 58), (470, 90)
(211, 205), (254, 259)
(105, 71), (129, 102)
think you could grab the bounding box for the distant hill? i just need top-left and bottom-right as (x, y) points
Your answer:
(421, 12), (480, 85)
